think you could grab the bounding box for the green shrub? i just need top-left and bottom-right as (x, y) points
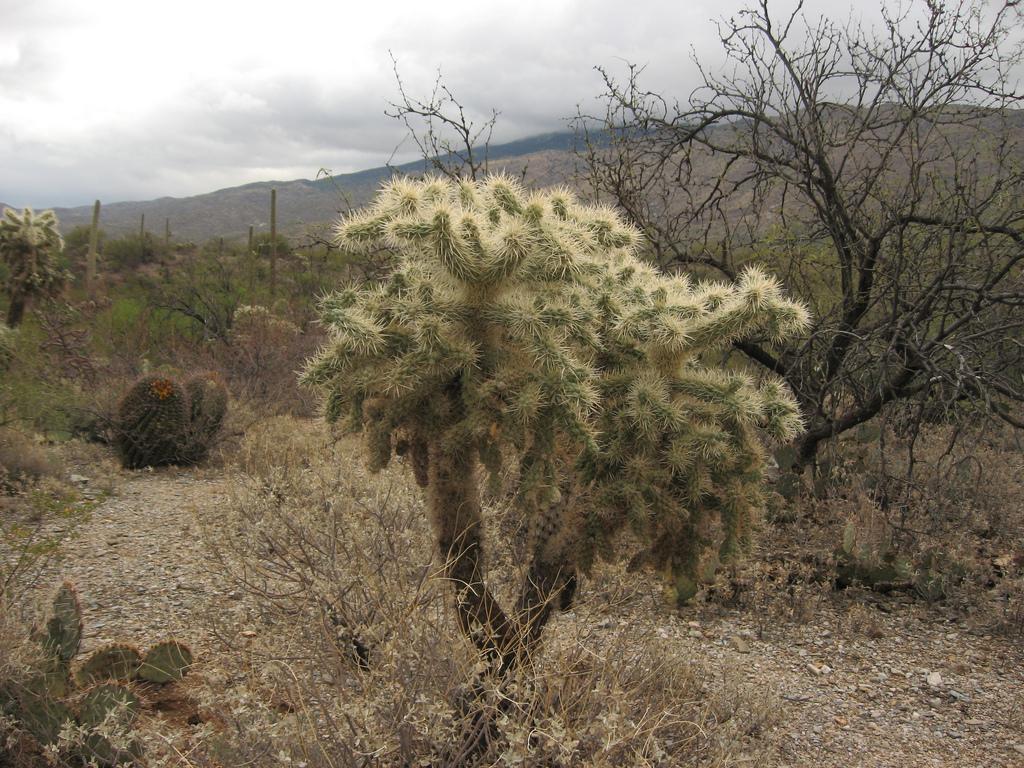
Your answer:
(103, 233), (169, 269)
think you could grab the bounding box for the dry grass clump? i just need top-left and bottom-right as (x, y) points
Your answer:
(191, 416), (779, 766)
(0, 428), (59, 490)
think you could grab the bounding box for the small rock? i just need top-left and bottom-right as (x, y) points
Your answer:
(1013, 745), (1024, 757)
(929, 697), (943, 707)
(926, 671), (943, 688)
(807, 662), (832, 676)
(730, 636), (751, 654)
(240, 630), (257, 638)
(70, 474), (89, 484)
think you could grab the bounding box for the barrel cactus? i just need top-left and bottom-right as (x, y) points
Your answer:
(115, 371), (228, 468)
(303, 175), (809, 672)
(184, 371), (229, 461)
(115, 374), (191, 469)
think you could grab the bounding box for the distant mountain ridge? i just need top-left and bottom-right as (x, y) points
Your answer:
(45, 131), (580, 244)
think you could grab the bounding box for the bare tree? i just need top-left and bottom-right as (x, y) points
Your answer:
(386, 52), (500, 181)
(579, 0), (1024, 467)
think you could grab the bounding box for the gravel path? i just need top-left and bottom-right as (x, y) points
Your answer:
(36, 469), (235, 657)
(34, 462), (1024, 767)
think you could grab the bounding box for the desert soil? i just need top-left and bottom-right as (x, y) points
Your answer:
(31, 454), (1024, 768)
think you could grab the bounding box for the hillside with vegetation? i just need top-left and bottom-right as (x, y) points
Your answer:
(48, 133), (580, 243)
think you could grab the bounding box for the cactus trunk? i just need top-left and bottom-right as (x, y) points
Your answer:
(428, 434), (517, 666)
(6, 291), (25, 326)
(270, 188), (277, 302)
(87, 200), (100, 294)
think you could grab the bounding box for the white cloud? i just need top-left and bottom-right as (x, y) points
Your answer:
(1, 0), (1009, 207)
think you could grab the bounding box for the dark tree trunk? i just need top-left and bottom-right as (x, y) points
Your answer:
(6, 292), (25, 327)
(428, 438), (517, 666)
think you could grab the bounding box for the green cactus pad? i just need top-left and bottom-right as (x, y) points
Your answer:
(78, 683), (141, 728)
(75, 644), (142, 685)
(44, 581), (82, 664)
(137, 640), (193, 683)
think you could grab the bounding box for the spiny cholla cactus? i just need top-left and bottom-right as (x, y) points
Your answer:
(0, 207), (67, 326)
(303, 175), (808, 671)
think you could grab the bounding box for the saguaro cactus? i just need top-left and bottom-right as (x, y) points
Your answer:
(87, 200), (101, 295)
(0, 207), (66, 326)
(303, 176), (808, 671)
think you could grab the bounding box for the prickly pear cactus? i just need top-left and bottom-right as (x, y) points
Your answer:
(137, 640), (194, 683)
(43, 580), (83, 665)
(75, 644), (142, 685)
(115, 374), (190, 469)
(183, 371), (228, 461)
(78, 682), (141, 728)
(14, 695), (75, 747)
(78, 683), (143, 765)
(9, 582), (197, 765)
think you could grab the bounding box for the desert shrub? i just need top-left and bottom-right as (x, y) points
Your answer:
(103, 232), (169, 269)
(197, 417), (780, 766)
(0, 322), (86, 437)
(780, 419), (1024, 632)
(0, 322), (14, 371)
(224, 304), (321, 415)
(0, 428), (57, 491)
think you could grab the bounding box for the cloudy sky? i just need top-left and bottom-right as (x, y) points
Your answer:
(2, 0), (904, 207)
